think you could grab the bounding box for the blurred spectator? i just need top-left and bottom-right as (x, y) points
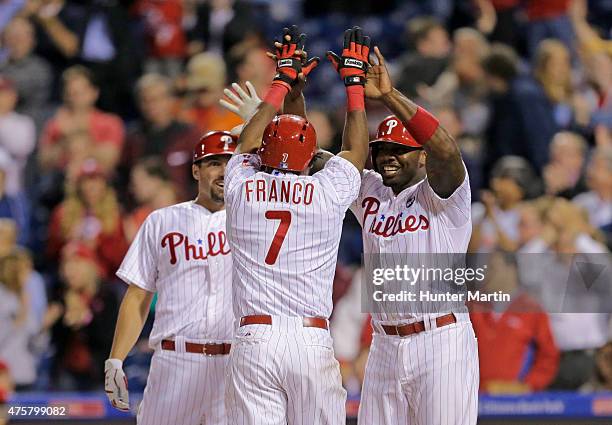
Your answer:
(185, 0), (257, 56)
(570, 0), (612, 136)
(178, 52), (241, 133)
(537, 197), (611, 389)
(435, 105), (483, 197)
(523, 0), (574, 60)
(0, 17), (52, 123)
(0, 250), (44, 389)
(47, 159), (128, 278)
(471, 156), (538, 252)
(121, 73), (199, 200)
(46, 242), (118, 390)
(482, 43), (558, 175)
(0, 218), (16, 257)
(395, 16), (451, 98)
(21, 0), (140, 115)
(419, 27), (490, 137)
(473, 0), (521, 48)
(0, 360), (13, 425)
(0, 150), (29, 247)
(124, 156), (176, 242)
(0, 75), (36, 195)
(516, 201), (549, 253)
(534, 39), (589, 130)
(543, 131), (588, 198)
(306, 109), (338, 152)
(226, 41), (275, 97)
(581, 342), (612, 392)
(573, 146), (612, 231)
(0, 0), (24, 31)
(470, 251), (559, 394)
(38, 66), (125, 173)
(132, 0), (186, 78)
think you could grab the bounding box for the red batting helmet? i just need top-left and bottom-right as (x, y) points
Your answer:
(258, 114), (317, 172)
(193, 131), (237, 163)
(370, 115), (422, 149)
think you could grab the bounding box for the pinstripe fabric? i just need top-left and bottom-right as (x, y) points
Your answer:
(351, 168), (479, 425)
(225, 316), (347, 425)
(137, 343), (229, 425)
(116, 201), (234, 425)
(224, 154), (360, 424)
(225, 154), (360, 318)
(358, 320), (478, 425)
(116, 201), (234, 347)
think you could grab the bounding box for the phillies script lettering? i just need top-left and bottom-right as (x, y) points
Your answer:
(362, 197), (429, 237)
(161, 231), (230, 265)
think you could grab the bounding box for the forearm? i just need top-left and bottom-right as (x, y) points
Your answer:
(37, 16), (79, 58)
(238, 101), (279, 153)
(109, 287), (152, 360)
(383, 89), (464, 197)
(283, 92), (306, 118)
(340, 108), (368, 172)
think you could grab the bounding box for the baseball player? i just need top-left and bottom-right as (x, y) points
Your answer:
(223, 26), (370, 424)
(351, 46), (479, 425)
(104, 131), (237, 425)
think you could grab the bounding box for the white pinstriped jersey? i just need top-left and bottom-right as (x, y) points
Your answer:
(116, 201), (233, 348)
(350, 168), (472, 323)
(225, 154), (361, 319)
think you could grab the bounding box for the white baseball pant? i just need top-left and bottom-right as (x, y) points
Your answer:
(137, 336), (229, 425)
(358, 315), (479, 425)
(225, 316), (347, 425)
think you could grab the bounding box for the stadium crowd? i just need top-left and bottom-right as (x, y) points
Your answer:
(0, 0), (610, 407)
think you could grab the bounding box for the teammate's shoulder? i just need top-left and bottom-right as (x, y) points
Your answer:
(362, 168), (381, 181)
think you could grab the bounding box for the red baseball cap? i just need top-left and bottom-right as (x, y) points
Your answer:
(193, 131), (237, 163)
(370, 115), (422, 149)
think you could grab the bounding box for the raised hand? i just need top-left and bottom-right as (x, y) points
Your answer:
(219, 81), (262, 122)
(365, 46), (393, 99)
(271, 25), (319, 88)
(327, 26), (371, 86)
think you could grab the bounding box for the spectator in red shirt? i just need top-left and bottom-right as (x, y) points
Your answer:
(132, 0), (187, 78)
(47, 159), (128, 279)
(470, 251), (560, 393)
(38, 66), (125, 174)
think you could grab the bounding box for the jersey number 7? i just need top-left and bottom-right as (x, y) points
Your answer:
(264, 210), (292, 265)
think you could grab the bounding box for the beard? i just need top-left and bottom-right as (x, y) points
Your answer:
(210, 185), (225, 204)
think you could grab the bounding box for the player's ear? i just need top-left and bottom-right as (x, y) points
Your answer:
(192, 163), (200, 181)
(418, 151), (427, 168)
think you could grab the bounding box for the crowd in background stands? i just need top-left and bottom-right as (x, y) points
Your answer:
(0, 0), (610, 402)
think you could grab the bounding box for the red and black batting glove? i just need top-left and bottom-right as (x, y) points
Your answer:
(327, 26), (371, 86)
(273, 25), (306, 88)
(266, 25), (318, 110)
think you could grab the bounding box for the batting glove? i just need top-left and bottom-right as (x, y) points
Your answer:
(327, 27), (371, 86)
(219, 81), (262, 122)
(272, 25), (319, 88)
(104, 359), (130, 412)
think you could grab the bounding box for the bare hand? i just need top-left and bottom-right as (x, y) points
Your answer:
(364, 46), (393, 99)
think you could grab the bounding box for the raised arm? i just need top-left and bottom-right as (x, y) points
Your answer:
(327, 27), (371, 172)
(236, 25), (318, 154)
(366, 46), (465, 198)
